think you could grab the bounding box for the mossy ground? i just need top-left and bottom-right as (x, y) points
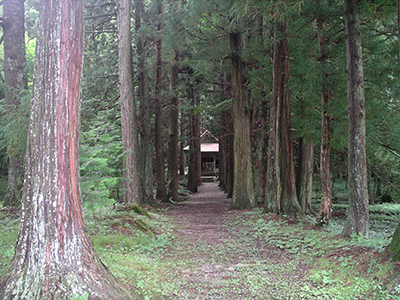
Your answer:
(0, 180), (399, 299)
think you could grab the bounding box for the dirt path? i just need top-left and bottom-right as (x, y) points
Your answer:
(171, 182), (233, 245)
(165, 182), (310, 300)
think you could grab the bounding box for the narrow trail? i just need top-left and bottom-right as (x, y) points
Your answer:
(165, 182), (310, 299)
(170, 182), (233, 245)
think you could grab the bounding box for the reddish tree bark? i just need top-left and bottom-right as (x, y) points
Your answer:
(0, 1), (138, 298)
(3, 0), (27, 207)
(342, 0), (369, 237)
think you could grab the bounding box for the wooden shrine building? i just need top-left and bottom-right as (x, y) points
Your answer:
(184, 129), (219, 177)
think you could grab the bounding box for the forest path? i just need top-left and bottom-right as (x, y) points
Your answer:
(165, 182), (310, 299)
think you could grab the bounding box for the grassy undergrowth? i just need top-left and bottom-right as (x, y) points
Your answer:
(0, 189), (399, 299)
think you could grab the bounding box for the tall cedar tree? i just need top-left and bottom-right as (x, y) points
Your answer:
(136, 0), (154, 203)
(230, 32), (256, 209)
(179, 112), (186, 176)
(317, 15), (333, 225)
(154, 0), (168, 202)
(167, 0), (180, 202)
(117, 0), (139, 204)
(264, 20), (302, 216)
(168, 48), (180, 202)
(187, 88), (201, 193)
(341, 0), (369, 237)
(2, 0), (27, 207)
(0, 0), (138, 298)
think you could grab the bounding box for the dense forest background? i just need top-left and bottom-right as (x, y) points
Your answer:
(1, 0), (400, 229)
(2, 0), (400, 224)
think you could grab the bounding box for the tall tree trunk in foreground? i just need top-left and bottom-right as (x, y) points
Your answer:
(2, 0), (27, 207)
(168, 49), (179, 201)
(136, 0), (153, 203)
(118, 0), (139, 204)
(0, 1), (138, 298)
(230, 32), (255, 209)
(154, 0), (167, 202)
(317, 16), (333, 225)
(341, 0), (369, 238)
(264, 21), (302, 216)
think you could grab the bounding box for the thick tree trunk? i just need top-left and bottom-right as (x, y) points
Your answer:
(341, 0), (369, 238)
(168, 49), (180, 201)
(154, 0), (167, 202)
(3, 0), (27, 207)
(118, 0), (139, 204)
(297, 138), (314, 214)
(136, 0), (154, 203)
(230, 32), (255, 210)
(264, 22), (302, 216)
(0, 1), (138, 298)
(317, 16), (333, 225)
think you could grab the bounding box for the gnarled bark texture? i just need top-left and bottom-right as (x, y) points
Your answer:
(3, 0), (27, 207)
(341, 0), (369, 238)
(264, 22), (302, 216)
(230, 32), (255, 210)
(0, 1), (139, 299)
(117, 0), (139, 204)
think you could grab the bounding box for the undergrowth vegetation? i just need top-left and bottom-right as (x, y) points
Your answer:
(0, 178), (399, 299)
